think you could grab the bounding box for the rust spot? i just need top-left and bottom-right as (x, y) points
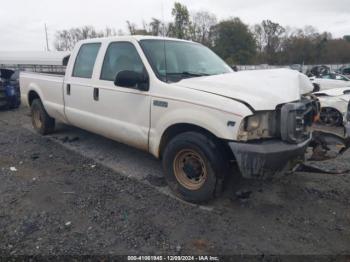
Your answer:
(192, 239), (210, 251)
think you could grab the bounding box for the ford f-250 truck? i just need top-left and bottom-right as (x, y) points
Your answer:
(20, 36), (319, 203)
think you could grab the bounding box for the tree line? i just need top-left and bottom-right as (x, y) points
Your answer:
(54, 2), (350, 66)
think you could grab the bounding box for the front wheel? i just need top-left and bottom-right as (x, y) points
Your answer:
(162, 132), (228, 203)
(31, 99), (55, 135)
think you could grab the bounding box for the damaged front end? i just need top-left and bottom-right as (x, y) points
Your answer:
(308, 100), (350, 162)
(230, 95), (319, 178)
(230, 96), (350, 179)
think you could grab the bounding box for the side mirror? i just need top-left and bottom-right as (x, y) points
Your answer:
(114, 70), (149, 91)
(231, 65), (238, 72)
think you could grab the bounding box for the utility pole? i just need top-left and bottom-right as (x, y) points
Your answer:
(45, 23), (50, 51)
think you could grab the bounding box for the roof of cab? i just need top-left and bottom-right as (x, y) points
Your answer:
(79, 35), (194, 44)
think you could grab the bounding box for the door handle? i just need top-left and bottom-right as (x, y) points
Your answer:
(93, 88), (99, 101)
(66, 84), (71, 95)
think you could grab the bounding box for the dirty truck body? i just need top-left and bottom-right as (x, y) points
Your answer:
(20, 36), (318, 203)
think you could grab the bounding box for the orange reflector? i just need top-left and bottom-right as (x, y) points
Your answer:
(314, 113), (320, 122)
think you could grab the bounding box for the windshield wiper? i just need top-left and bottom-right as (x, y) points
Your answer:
(166, 71), (210, 78)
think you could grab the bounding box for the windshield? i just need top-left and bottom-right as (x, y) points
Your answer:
(139, 39), (232, 83)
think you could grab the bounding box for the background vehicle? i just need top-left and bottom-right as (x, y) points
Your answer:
(310, 73), (350, 91)
(314, 87), (350, 126)
(306, 65), (331, 77)
(20, 36), (318, 203)
(0, 69), (20, 109)
(336, 66), (350, 77)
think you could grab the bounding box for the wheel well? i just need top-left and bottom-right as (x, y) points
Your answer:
(28, 91), (40, 106)
(158, 123), (234, 161)
(321, 106), (343, 116)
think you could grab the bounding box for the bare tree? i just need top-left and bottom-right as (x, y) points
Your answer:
(252, 24), (265, 53)
(191, 11), (217, 45)
(54, 26), (117, 51)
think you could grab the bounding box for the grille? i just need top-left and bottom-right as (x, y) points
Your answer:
(280, 98), (315, 144)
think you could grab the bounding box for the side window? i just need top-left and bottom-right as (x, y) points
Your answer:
(72, 43), (101, 78)
(101, 42), (144, 81)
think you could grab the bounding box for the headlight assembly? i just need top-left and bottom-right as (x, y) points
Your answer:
(237, 111), (278, 141)
(246, 114), (262, 131)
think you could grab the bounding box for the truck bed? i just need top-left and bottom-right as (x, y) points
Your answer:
(20, 71), (66, 122)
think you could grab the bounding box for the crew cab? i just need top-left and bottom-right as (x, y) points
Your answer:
(20, 36), (319, 203)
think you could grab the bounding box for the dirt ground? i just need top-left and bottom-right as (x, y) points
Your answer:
(0, 106), (350, 256)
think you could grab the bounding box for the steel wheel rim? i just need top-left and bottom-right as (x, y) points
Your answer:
(33, 109), (42, 129)
(173, 149), (207, 190)
(320, 108), (342, 126)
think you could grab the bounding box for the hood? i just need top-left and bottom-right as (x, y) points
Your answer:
(176, 69), (313, 111)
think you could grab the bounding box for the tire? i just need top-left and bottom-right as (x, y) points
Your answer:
(162, 131), (228, 203)
(30, 99), (55, 135)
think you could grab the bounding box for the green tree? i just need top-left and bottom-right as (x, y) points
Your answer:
(169, 2), (191, 39)
(211, 18), (256, 65)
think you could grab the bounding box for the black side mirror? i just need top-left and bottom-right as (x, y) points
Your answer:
(231, 65), (238, 72)
(114, 70), (149, 91)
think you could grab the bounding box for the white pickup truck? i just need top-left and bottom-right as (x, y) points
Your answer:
(20, 36), (319, 203)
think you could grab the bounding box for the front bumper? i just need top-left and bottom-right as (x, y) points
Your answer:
(229, 137), (311, 179)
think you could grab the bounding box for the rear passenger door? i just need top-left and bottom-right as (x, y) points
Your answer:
(64, 42), (101, 131)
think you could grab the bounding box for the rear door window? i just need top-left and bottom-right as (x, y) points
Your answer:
(73, 43), (101, 78)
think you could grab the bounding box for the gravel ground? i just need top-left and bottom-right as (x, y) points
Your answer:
(0, 106), (350, 256)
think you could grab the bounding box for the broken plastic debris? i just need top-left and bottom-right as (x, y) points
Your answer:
(176, 245), (182, 252)
(65, 221), (72, 227)
(10, 167), (17, 172)
(235, 189), (252, 199)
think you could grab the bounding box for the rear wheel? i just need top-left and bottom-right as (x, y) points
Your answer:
(319, 107), (343, 126)
(162, 132), (228, 203)
(31, 99), (55, 135)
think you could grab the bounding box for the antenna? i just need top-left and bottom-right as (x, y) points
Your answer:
(161, 0), (165, 36)
(44, 23), (50, 51)
(160, 0), (167, 82)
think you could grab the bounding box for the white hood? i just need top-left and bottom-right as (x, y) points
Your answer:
(176, 69), (313, 111)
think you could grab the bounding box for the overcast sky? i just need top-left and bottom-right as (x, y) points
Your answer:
(0, 0), (349, 51)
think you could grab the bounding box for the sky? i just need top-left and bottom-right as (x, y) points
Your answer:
(0, 0), (349, 51)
